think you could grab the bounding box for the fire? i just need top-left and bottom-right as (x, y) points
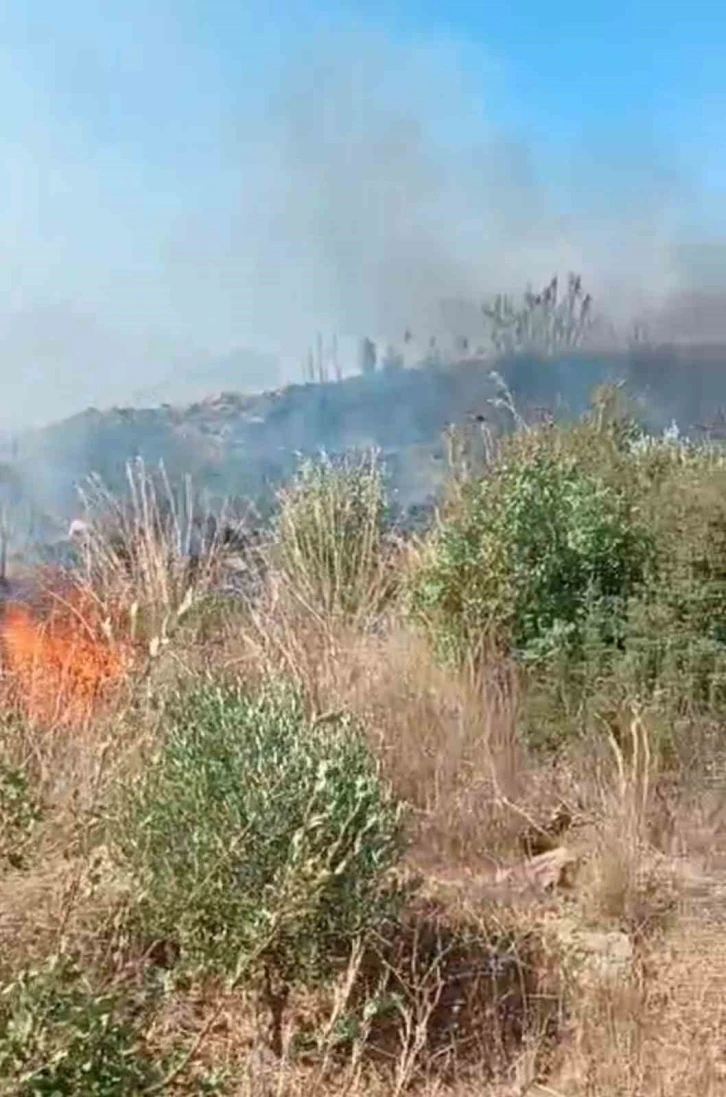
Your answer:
(1, 579), (132, 726)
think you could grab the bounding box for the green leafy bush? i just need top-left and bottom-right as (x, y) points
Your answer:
(114, 683), (405, 983)
(0, 956), (161, 1096)
(614, 433), (726, 706)
(0, 758), (42, 871)
(409, 434), (654, 665)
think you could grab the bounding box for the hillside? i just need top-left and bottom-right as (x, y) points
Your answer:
(7, 360), (505, 528)
(7, 343), (726, 542)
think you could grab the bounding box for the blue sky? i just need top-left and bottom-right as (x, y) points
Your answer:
(0, 0), (724, 424)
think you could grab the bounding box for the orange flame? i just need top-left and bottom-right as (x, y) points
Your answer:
(1, 581), (131, 726)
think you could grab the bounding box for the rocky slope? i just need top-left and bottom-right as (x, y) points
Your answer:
(5, 344), (726, 546)
(5, 359), (506, 528)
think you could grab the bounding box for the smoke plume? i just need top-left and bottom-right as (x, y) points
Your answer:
(0, 11), (723, 429)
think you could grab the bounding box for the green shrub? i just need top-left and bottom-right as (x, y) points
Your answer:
(615, 433), (726, 706)
(634, 437), (726, 637)
(0, 758), (42, 871)
(0, 956), (161, 1096)
(509, 427), (726, 745)
(114, 683), (405, 984)
(273, 451), (393, 621)
(408, 430), (654, 665)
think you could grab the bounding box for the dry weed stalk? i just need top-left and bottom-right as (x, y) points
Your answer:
(72, 458), (249, 655)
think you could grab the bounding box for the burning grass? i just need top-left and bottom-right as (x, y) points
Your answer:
(1, 574), (133, 727)
(0, 460), (252, 730)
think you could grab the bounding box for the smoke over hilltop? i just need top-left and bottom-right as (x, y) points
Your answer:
(258, 29), (690, 344)
(0, 14), (725, 431)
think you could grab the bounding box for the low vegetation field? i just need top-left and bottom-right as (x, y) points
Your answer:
(2, 388), (726, 1095)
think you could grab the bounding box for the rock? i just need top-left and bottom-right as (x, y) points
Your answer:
(553, 919), (634, 986)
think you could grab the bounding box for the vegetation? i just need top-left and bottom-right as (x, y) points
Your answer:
(114, 683), (404, 982)
(3, 389), (726, 1094)
(273, 450), (394, 623)
(0, 755), (42, 871)
(0, 957), (164, 1097)
(408, 421), (654, 665)
(480, 272), (600, 356)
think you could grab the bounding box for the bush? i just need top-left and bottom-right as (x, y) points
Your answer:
(273, 451), (393, 622)
(408, 428), (654, 666)
(114, 682), (405, 984)
(0, 756), (42, 871)
(615, 433), (726, 707)
(0, 956), (161, 1096)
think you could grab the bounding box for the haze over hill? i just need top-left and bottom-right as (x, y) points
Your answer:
(1, 7), (726, 429)
(131, 347), (283, 407)
(1, 1), (726, 557)
(2, 333), (726, 571)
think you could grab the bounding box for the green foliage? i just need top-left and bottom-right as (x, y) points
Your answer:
(273, 450), (393, 621)
(470, 419), (726, 747)
(114, 682), (405, 984)
(0, 956), (161, 1096)
(612, 433), (726, 708)
(409, 397), (726, 746)
(0, 758), (42, 871)
(409, 430), (653, 665)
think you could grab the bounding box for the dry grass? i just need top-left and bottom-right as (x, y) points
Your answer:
(132, 599), (724, 1094)
(2, 464), (726, 1095)
(272, 450), (397, 628)
(551, 920), (726, 1095)
(2, 621), (726, 1095)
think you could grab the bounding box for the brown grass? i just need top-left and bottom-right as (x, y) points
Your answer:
(110, 597), (722, 1093)
(2, 481), (726, 1095)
